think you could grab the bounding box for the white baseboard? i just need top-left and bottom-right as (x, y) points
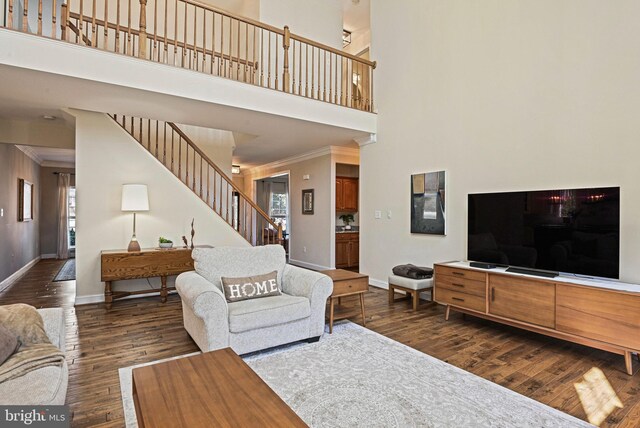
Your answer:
(369, 278), (389, 289)
(41, 253), (57, 259)
(0, 256), (41, 293)
(75, 289), (178, 306)
(289, 259), (332, 271)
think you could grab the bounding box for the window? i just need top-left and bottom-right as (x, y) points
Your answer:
(68, 187), (76, 248)
(270, 190), (288, 231)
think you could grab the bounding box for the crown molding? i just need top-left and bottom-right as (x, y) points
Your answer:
(15, 145), (43, 164)
(353, 133), (376, 147)
(41, 160), (76, 168)
(243, 145), (359, 177)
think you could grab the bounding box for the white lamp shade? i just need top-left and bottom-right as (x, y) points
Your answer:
(121, 184), (149, 212)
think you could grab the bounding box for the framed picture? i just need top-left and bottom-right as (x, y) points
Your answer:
(302, 189), (314, 215)
(411, 171), (446, 235)
(18, 179), (34, 222)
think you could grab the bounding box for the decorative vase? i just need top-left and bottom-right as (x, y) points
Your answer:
(159, 242), (173, 249)
(345, 225), (352, 230)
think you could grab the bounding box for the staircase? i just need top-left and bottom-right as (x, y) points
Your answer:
(111, 114), (283, 246)
(3, 0), (376, 112)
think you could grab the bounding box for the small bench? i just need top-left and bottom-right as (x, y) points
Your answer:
(388, 274), (435, 311)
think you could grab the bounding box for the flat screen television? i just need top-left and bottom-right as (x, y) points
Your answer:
(467, 187), (620, 279)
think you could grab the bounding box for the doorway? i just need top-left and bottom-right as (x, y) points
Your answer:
(254, 173), (290, 257)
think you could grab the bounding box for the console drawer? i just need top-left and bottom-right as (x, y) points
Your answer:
(435, 265), (486, 282)
(332, 278), (368, 296)
(436, 275), (486, 297)
(436, 288), (486, 313)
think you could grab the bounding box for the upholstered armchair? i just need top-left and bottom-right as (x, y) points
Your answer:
(176, 245), (333, 355)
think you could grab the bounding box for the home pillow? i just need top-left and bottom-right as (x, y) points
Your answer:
(0, 325), (20, 366)
(221, 271), (281, 303)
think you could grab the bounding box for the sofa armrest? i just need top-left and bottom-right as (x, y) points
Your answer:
(38, 308), (65, 352)
(176, 272), (229, 320)
(176, 272), (230, 352)
(282, 265), (333, 337)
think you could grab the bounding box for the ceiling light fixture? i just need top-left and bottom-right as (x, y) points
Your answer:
(232, 165), (241, 174)
(342, 29), (352, 48)
(42, 115), (57, 120)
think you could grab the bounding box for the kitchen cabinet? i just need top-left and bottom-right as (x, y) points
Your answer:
(336, 177), (358, 212)
(336, 233), (359, 268)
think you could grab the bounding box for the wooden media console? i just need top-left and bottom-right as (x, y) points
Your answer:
(434, 261), (640, 375)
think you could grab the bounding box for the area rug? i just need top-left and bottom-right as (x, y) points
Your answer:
(119, 322), (591, 427)
(53, 258), (75, 282)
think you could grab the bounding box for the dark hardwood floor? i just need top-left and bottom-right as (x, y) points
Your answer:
(1, 259), (639, 427)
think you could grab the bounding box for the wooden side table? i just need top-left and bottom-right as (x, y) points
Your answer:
(100, 248), (195, 309)
(320, 269), (369, 333)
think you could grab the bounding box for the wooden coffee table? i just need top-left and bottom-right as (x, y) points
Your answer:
(132, 348), (307, 427)
(321, 269), (369, 333)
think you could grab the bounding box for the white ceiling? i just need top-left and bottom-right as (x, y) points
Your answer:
(16, 145), (76, 166)
(343, 0), (370, 33)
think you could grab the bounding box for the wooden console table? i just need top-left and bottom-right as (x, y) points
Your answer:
(434, 261), (640, 375)
(101, 248), (194, 309)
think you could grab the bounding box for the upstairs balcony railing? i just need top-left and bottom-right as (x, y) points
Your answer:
(3, 0), (376, 112)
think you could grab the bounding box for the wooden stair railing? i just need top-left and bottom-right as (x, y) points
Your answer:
(110, 114), (283, 246)
(4, 0), (376, 112)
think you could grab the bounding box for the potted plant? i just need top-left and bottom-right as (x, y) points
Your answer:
(339, 214), (355, 230)
(159, 237), (173, 249)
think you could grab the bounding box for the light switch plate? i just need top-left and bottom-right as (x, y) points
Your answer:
(387, 210), (392, 219)
(0, 208), (3, 217)
(374, 210), (382, 219)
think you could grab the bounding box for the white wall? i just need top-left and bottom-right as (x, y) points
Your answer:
(179, 124), (235, 178)
(259, 0), (343, 50)
(362, 0), (640, 287)
(74, 110), (249, 302)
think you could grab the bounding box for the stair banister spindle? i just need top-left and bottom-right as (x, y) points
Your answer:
(22, 0), (28, 32)
(137, 0), (147, 58)
(8, 0), (13, 29)
(274, 32), (278, 89)
(60, 3), (67, 40)
(90, 0), (96, 45)
(126, 0), (132, 54)
(103, 0), (108, 50)
(192, 147), (196, 190)
(227, 15), (232, 77)
(152, 0), (157, 60)
(37, 0), (42, 35)
(282, 25), (290, 93)
(115, 0), (120, 52)
(236, 17), (240, 79)
(191, 4), (196, 69)
(181, 0), (186, 67)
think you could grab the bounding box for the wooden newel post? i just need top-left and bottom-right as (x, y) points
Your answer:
(7, 0), (14, 29)
(282, 26), (291, 92)
(60, 3), (67, 41)
(138, 0), (148, 59)
(277, 224), (283, 245)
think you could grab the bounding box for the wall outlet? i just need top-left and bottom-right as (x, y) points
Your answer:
(374, 210), (382, 219)
(303, 246), (307, 253)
